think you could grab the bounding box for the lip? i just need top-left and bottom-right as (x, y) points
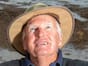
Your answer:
(35, 39), (48, 47)
(37, 42), (48, 47)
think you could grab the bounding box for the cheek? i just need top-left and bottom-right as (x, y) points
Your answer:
(48, 31), (59, 41)
(26, 33), (35, 42)
(23, 34), (35, 50)
(48, 31), (61, 48)
(47, 32), (57, 45)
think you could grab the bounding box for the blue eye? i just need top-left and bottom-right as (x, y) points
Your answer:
(46, 25), (51, 29)
(30, 28), (36, 32)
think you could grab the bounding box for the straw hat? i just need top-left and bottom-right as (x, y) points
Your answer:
(7, 3), (75, 55)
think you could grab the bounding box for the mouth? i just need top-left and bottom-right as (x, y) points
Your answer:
(37, 42), (48, 46)
(35, 40), (49, 47)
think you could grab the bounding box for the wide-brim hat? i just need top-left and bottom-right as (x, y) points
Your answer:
(7, 3), (75, 55)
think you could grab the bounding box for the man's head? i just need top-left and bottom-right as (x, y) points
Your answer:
(8, 3), (74, 55)
(22, 14), (62, 57)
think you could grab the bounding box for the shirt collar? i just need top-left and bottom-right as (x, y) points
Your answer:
(22, 50), (63, 66)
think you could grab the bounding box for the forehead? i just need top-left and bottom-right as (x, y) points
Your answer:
(27, 14), (58, 25)
(21, 14), (60, 32)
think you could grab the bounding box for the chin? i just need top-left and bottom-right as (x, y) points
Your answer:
(36, 51), (56, 57)
(35, 51), (50, 56)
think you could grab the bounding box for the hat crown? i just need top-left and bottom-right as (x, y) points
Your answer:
(25, 3), (48, 13)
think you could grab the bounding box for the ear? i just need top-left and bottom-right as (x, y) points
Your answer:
(23, 42), (27, 50)
(22, 30), (27, 50)
(22, 35), (27, 50)
(57, 34), (62, 49)
(58, 40), (62, 48)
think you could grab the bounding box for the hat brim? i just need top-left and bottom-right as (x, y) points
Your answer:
(8, 6), (75, 55)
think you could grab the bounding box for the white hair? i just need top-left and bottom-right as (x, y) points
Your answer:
(55, 21), (62, 46)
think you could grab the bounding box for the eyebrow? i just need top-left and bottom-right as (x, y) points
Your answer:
(28, 22), (53, 28)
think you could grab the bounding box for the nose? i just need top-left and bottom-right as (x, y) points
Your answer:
(35, 28), (45, 38)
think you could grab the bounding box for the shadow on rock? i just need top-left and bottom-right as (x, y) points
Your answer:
(0, 6), (24, 51)
(70, 19), (88, 49)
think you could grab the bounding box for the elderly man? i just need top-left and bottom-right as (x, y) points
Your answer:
(0, 3), (88, 66)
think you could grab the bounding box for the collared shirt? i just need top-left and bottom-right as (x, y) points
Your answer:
(21, 50), (63, 66)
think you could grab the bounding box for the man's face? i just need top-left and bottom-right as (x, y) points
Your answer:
(23, 14), (62, 57)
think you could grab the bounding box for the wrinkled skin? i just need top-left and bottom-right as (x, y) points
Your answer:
(22, 14), (62, 66)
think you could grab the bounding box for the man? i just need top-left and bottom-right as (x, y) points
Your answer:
(0, 3), (88, 66)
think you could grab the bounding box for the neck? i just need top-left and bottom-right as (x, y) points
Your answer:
(30, 53), (58, 66)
